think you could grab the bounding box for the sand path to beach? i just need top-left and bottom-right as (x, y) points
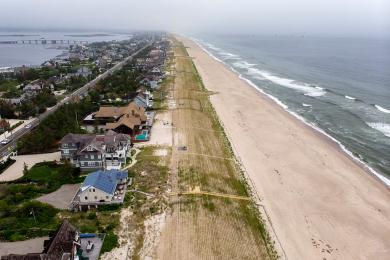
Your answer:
(180, 36), (390, 260)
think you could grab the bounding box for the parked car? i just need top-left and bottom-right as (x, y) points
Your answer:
(25, 124), (32, 129)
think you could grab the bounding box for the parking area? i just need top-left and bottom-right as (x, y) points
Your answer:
(0, 151), (61, 182)
(36, 184), (80, 209)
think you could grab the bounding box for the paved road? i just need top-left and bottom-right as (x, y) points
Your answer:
(0, 41), (153, 157)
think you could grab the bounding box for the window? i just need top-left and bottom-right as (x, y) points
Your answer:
(88, 161), (94, 166)
(84, 196), (88, 200)
(84, 162), (87, 166)
(106, 196), (109, 199)
(91, 154), (94, 159)
(95, 162), (99, 166)
(87, 146), (93, 151)
(93, 189), (95, 192)
(84, 154), (88, 159)
(63, 143), (68, 148)
(94, 196), (97, 200)
(63, 149), (69, 154)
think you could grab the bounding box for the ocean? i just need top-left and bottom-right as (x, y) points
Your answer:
(0, 31), (132, 68)
(193, 34), (390, 186)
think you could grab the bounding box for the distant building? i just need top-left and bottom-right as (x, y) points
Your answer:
(75, 66), (92, 78)
(134, 90), (152, 108)
(23, 83), (42, 96)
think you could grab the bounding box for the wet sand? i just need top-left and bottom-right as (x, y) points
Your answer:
(179, 36), (390, 260)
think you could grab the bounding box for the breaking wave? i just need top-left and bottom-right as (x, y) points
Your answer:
(374, 105), (390, 114)
(367, 122), (390, 138)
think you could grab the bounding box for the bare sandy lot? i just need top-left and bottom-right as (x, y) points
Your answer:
(145, 111), (172, 147)
(0, 237), (47, 256)
(181, 36), (390, 260)
(36, 184), (80, 209)
(0, 152), (60, 182)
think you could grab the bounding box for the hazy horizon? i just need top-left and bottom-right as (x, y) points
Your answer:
(0, 0), (389, 38)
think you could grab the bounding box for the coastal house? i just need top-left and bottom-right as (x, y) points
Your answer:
(75, 66), (92, 78)
(134, 90), (152, 108)
(71, 169), (128, 210)
(1, 221), (81, 260)
(60, 130), (131, 171)
(23, 83), (42, 96)
(84, 102), (147, 137)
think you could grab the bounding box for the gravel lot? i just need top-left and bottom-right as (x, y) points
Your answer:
(36, 184), (80, 209)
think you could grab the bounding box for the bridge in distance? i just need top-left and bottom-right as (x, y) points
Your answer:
(0, 39), (89, 45)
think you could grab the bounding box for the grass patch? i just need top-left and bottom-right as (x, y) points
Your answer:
(101, 231), (119, 254)
(0, 161), (84, 241)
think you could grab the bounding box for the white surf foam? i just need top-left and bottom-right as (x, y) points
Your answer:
(345, 95), (356, 100)
(192, 37), (390, 187)
(367, 122), (390, 138)
(233, 60), (256, 69)
(256, 70), (326, 97)
(302, 103), (312, 107)
(375, 105), (390, 114)
(219, 52), (240, 59)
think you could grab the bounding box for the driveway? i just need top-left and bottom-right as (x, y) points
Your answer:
(36, 184), (80, 209)
(0, 237), (47, 256)
(0, 151), (60, 182)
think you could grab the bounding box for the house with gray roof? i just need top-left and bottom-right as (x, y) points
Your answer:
(60, 131), (131, 171)
(71, 169), (128, 210)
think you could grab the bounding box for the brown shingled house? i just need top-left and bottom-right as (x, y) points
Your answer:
(1, 221), (80, 260)
(84, 102), (147, 137)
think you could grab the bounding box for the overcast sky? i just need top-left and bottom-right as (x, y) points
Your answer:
(0, 0), (389, 37)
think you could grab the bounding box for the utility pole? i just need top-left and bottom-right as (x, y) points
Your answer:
(30, 208), (37, 224)
(75, 112), (79, 128)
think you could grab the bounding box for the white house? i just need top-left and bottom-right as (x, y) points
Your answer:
(77, 170), (128, 205)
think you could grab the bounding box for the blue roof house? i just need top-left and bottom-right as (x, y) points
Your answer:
(77, 169), (128, 205)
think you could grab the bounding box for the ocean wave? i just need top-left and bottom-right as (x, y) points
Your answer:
(219, 52), (240, 60)
(256, 70), (326, 97)
(302, 103), (312, 107)
(233, 60), (256, 69)
(367, 122), (390, 138)
(374, 105), (390, 114)
(192, 37), (390, 187)
(345, 95), (356, 100)
(238, 74), (289, 110)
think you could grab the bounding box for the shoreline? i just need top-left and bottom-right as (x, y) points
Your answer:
(193, 38), (390, 189)
(180, 35), (390, 259)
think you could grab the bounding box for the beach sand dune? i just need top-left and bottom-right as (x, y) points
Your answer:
(180, 36), (390, 260)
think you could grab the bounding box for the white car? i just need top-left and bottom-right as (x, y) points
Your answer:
(25, 124), (32, 129)
(1, 138), (12, 145)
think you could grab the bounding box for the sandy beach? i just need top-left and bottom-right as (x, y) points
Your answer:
(179, 36), (390, 259)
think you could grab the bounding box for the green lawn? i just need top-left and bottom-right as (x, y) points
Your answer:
(0, 161), (84, 241)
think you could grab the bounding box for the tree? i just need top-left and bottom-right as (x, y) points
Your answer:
(0, 100), (16, 118)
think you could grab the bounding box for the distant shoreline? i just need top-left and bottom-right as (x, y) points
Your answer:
(64, 34), (114, 37)
(0, 34), (40, 37)
(180, 35), (390, 259)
